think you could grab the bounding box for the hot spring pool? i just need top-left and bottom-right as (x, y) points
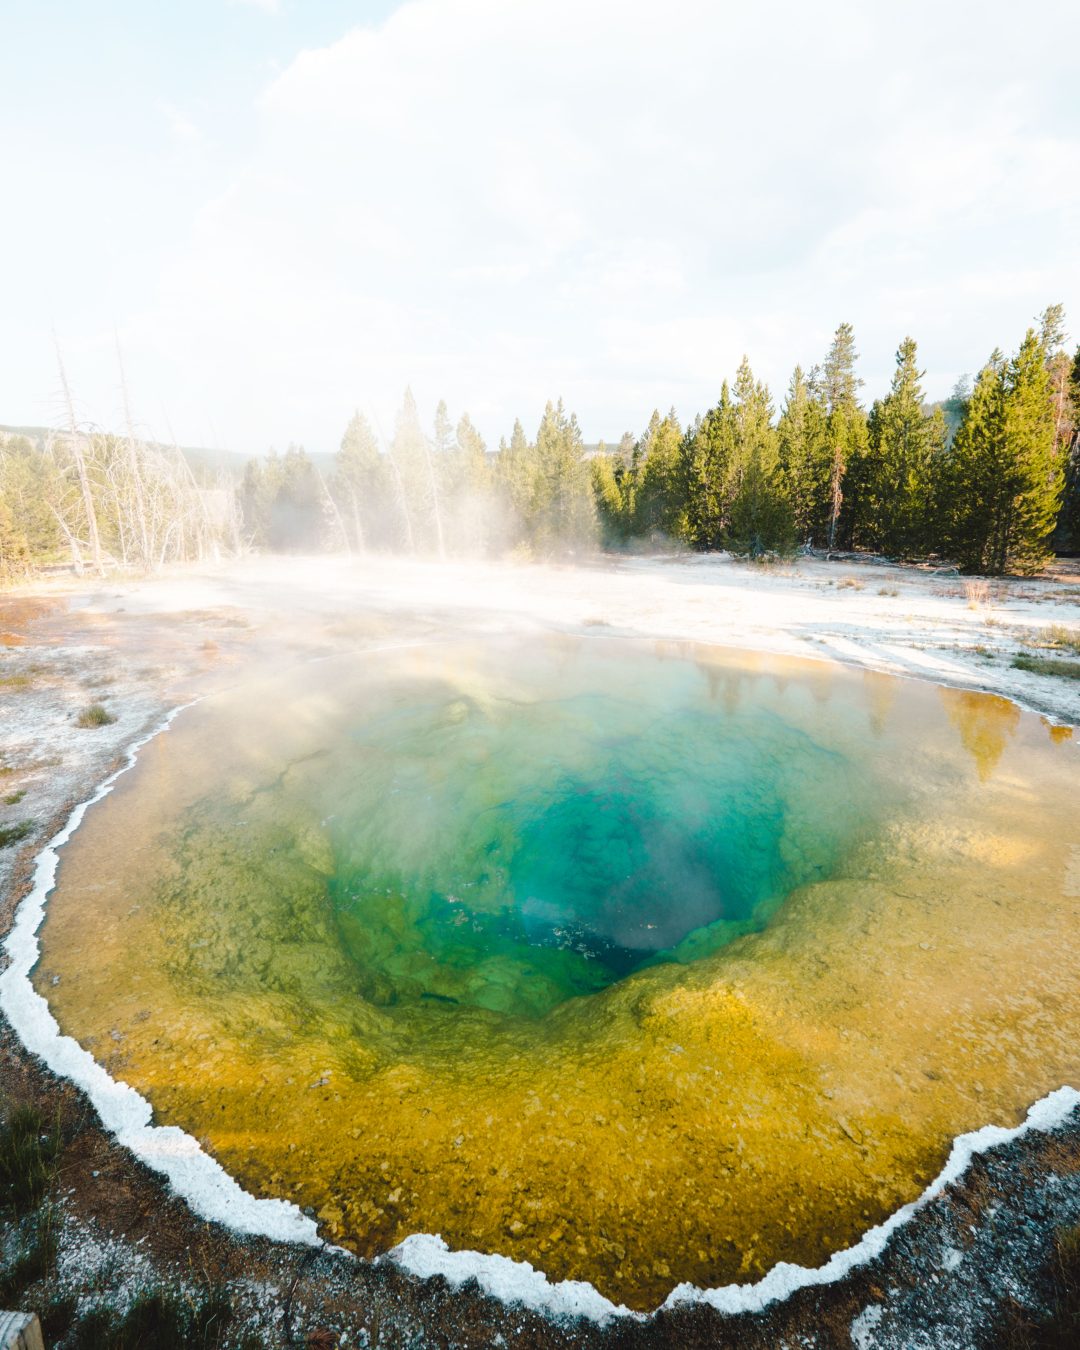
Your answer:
(33, 638), (1079, 1307)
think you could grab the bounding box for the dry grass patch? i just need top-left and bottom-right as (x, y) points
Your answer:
(1037, 625), (1080, 655)
(964, 579), (991, 609)
(76, 703), (116, 728)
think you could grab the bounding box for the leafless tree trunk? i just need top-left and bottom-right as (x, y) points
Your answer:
(423, 434), (447, 560)
(116, 333), (152, 569)
(314, 461), (351, 556)
(48, 503), (84, 573)
(382, 438), (415, 552)
(54, 335), (105, 576)
(827, 444), (844, 551)
(348, 487), (366, 553)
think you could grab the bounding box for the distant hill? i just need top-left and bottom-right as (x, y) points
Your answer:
(0, 425), (335, 480)
(0, 424), (52, 447)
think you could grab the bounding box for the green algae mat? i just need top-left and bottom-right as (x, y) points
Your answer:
(35, 638), (1080, 1308)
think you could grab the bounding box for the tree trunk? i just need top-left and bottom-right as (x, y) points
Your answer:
(54, 336), (105, 576)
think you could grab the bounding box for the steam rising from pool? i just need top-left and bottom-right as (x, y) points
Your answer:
(321, 646), (872, 1015)
(33, 639), (1080, 1308)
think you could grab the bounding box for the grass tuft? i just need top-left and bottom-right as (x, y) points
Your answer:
(40, 1294), (80, 1343)
(72, 1285), (232, 1350)
(76, 703), (117, 728)
(0, 1210), (58, 1304)
(0, 1104), (61, 1214)
(0, 820), (33, 848)
(998, 1223), (1080, 1347)
(1036, 625), (1080, 655)
(1012, 653), (1080, 680)
(965, 579), (991, 609)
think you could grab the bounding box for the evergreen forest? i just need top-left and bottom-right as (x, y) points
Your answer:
(3, 307), (1079, 581)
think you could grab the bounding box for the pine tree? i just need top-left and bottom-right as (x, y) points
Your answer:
(821, 323), (869, 549)
(0, 492), (30, 579)
(864, 337), (945, 555)
(0, 435), (63, 563)
(1002, 329), (1064, 573)
(591, 453), (632, 545)
(944, 352), (1007, 573)
(777, 366), (829, 545)
(455, 413), (487, 483)
(1055, 345), (1080, 552)
(685, 383), (737, 549)
(270, 445), (324, 551)
(239, 451), (282, 547)
(1039, 306), (1079, 553)
(433, 400), (454, 456)
(634, 408), (689, 540)
(331, 411), (385, 550)
(946, 332), (1064, 574)
(496, 416), (537, 546)
(1039, 304), (1075, 462)
(449, 412), (491, 554)
(530, 399), (596, 554)
(725, 358), (792, 554)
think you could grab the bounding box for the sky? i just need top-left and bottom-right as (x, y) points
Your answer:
(2, 0), (1079, 456)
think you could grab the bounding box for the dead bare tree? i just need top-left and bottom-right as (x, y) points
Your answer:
(313, 460), (352, 556)
(372, 410), (416, 553)
(115, 333), (152, 569)
(422, 432), (447, 560)
(53, 334), (105, 576)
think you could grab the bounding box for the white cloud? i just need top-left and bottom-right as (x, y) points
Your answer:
(158, 100), (204, 149)
(67, 1), (1080, 448)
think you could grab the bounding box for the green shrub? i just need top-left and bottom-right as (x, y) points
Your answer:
(72, 1286), (232, 1350)
(1011, 653), (1080, 679)
(0, 1104), (60, 1214)
(0, 1210), (57, 1303)
(0, 820), (33, 847)
(998, 1224), (1080, 1347)
(76, 703), (117, 728)
(39, 1295), (79, 1344)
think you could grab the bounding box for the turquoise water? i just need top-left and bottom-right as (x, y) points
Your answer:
(315, 644), (882, 1015)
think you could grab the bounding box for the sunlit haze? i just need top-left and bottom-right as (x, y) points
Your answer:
(3, 0), (1079, 452)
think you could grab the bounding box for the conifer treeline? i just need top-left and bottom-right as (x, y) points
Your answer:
(3, 307), (1078, 581)
(239, 305), (1078, 575)
(239, 393), (598, 560)
(593, 308), (1079, 573)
